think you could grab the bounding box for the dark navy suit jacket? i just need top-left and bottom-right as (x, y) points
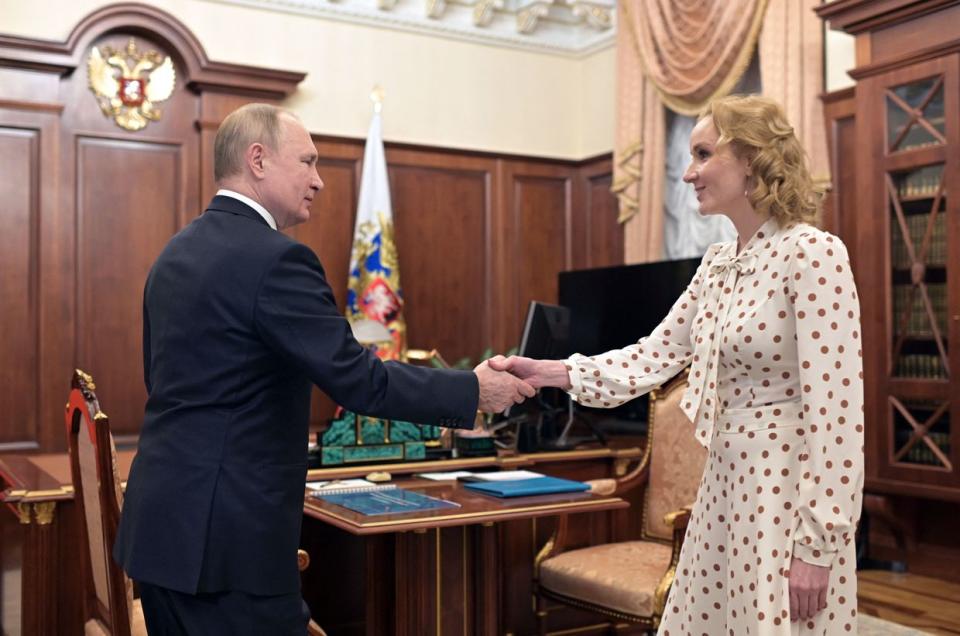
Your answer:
(114, 196), (478, 595)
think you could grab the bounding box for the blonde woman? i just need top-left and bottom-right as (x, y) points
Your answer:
(491, 95), (864, 634)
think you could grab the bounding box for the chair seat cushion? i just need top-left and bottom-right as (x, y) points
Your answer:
(539, 540), (673, 618)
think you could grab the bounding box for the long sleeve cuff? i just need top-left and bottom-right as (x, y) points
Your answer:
(564, 355), (585, 401)
(792, 540), (837, 568)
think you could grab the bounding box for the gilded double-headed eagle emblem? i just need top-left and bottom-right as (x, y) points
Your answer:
(87, 38), (175, 131)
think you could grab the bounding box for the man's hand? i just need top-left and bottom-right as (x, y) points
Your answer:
(474, 361), (536, 413)
(486, 355), (572, 391)
(789, 556), (830, 623)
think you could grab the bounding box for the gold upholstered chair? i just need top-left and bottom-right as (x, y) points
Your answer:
(66, 369), (147, 636)
(533, 368), (708, 634)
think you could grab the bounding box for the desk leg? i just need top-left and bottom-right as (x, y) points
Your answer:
(21, 502), (58, 636)
(472, 523), (499, 636)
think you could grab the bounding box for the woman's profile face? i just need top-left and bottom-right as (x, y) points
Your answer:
(683, 116), (752, 217)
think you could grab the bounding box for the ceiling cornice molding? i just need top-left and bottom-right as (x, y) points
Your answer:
(203, 0), (616, 57)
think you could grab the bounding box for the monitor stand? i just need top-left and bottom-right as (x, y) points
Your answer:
(539, 400), (607, 450)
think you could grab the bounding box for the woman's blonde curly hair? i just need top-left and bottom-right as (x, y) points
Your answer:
(702, 94), (823, 226)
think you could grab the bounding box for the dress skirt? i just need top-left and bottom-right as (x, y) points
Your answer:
(657, 401), (859, 636)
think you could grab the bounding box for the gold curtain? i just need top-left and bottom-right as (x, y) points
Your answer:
(758, 0), (829, 184)
(615, 0), (769, 261)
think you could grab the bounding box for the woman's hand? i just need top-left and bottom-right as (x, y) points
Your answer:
(486, 355), (572, 390)
(789, 556), (830, 623)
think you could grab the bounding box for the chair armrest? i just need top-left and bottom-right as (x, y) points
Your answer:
(533, 515), (570, 579)
(663, 507), (691, 531)
(652, 506), (693, 617)
(585, 478), (617, 496)
(608, 454), (650, 496)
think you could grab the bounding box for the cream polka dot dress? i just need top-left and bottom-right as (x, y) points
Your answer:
(565, 217), (864, 635)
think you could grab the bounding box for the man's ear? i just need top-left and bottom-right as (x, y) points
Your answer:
(246, 142), (267, 179)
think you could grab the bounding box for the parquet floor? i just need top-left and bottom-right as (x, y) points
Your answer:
(858, 570), (960, 635)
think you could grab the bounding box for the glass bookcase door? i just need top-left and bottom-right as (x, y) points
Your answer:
(888, 163), (949, 382)
(882, 65), (955, 474)
(886, 75), (946, 153)
(891, 398), (951, 469)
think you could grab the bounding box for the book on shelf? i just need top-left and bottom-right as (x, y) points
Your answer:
(895, 353), (947, 379)
(890, 212), (946, 269)
(892, 283), (947, 338)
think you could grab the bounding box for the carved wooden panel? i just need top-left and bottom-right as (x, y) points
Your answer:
(511, 171), (572, 335)
(0, 126), (40, 451)
(584, 168), (622, 269)
(389, 160), (490, 363)
(76, 138), (181, 440)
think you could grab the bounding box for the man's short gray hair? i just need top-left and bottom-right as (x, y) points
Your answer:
(213, 103), (293, 182)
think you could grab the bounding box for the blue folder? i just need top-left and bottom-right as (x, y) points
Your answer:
(463, 476), (590, 498)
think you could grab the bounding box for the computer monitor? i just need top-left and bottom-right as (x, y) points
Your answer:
(558, 256), (702, 423)
(499, 302), (570, 441)
(517, 301), (570, 360)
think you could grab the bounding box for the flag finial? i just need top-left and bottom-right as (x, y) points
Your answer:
(370, 85), (384, 114)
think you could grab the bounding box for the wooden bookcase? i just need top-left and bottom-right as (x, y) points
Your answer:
(819, 0), (960, 579)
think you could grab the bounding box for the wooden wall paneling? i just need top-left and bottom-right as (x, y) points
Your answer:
(0, 120), (41, 452)
(853, 71), (887, 489)
(0, 107), (61, 453)
(579, 155), (621, 270)
(386, 149), (496, 364)
(75, 136), (183, 441)
(0, 4), (303, 452)
(61, 30), (201, 445)
(821, 88), (857, 247)
(500, 160), (575, 352)
(0, 67), (61, 110)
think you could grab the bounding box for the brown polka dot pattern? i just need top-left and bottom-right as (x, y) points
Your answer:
(565, 219), (864, 634)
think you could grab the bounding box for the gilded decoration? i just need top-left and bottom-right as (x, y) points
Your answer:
(16, 502), (31, 525)
(34, 501), (57, 526)
(88, 38), (176, 131)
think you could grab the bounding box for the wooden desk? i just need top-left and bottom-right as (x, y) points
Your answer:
(302, 479), (626, 635)
(1, 443), (644, 635)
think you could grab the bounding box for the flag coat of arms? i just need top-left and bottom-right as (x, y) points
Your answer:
(346, 110), (406, 360)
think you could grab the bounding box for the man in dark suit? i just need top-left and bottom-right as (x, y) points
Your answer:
(114, 103), (533, 635)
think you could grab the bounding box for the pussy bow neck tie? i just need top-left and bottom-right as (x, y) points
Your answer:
(681, 248), (759, 446)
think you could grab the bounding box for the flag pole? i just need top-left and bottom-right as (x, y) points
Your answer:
(370, 85), (384, 114)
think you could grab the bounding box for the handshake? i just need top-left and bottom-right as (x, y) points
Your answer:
(473, 355), (573, 414)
